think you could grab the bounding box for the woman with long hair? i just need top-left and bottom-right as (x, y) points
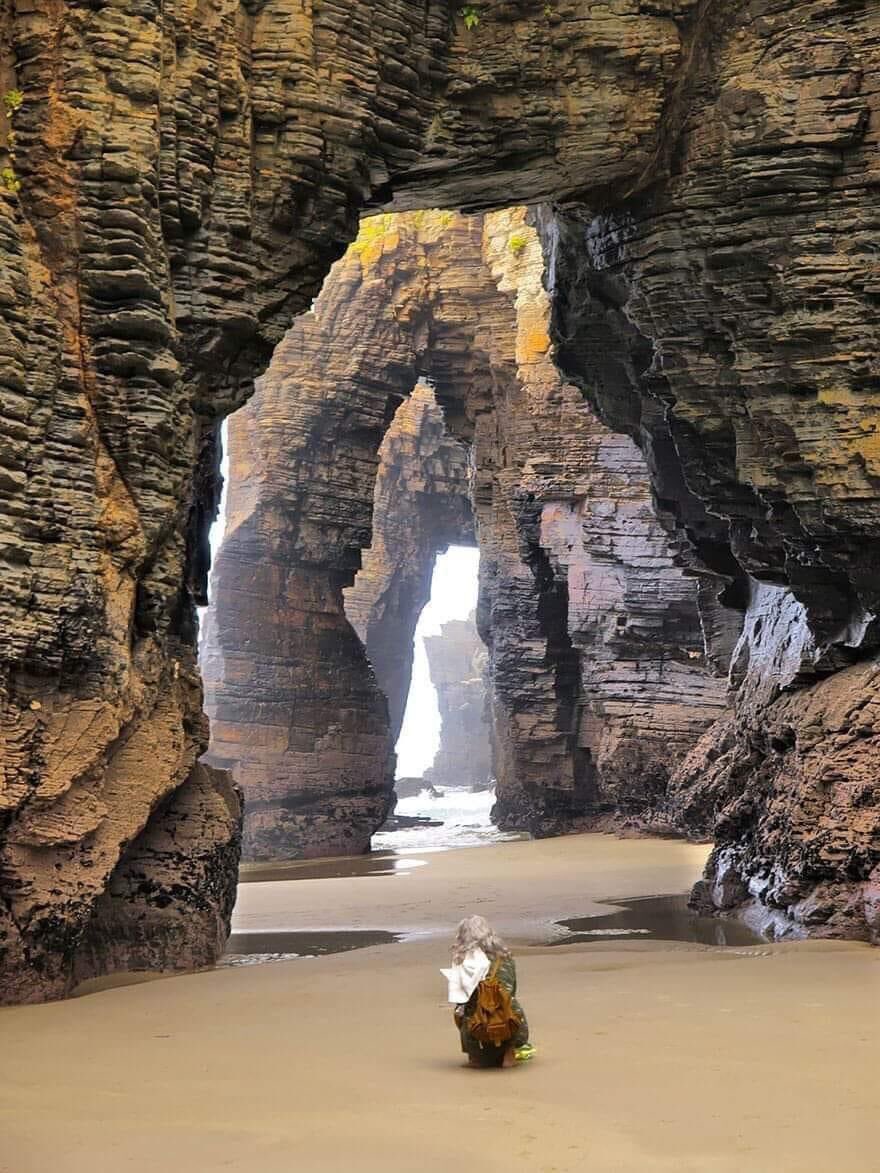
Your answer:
(441, 914), (534, 1068)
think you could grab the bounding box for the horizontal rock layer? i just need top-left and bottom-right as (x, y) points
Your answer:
(204, 209), (726, 849)
(1, 0), (878, 998)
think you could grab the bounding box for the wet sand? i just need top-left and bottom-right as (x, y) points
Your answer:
(2, 834), (877, 1173)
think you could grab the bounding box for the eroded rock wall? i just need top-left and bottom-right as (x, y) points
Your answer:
(344, 384), (474, 743)
(204, 209), (726, 851)
(478, 210), (730, 830)
(0, 0), (454, 999)
(546, 3), (880, 938)
(423, 613), (491, 792)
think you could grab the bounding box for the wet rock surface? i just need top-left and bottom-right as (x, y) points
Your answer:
(1, 0), (878, 998)
(204, 210), (724, 851)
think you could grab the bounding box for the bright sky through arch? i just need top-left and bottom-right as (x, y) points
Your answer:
(395, 546), (480, 779)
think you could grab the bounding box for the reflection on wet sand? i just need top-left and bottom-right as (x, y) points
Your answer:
(238, 854), (426, 883)
(556, 894), (765, 948)
(222, 929), (402, 966)
(8, 835), (876, 1173)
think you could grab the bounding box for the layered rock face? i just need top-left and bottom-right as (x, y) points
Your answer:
(202, 376), (472, 860)
(423, 613), (491, 792)
(480, 212), (729, 829)
(2, 0), (694, 1000)
(344, 384), (474, 743)
(2, 0), (878, 998)
(204, 209), (725, 851)
(544, 3), (880, 939)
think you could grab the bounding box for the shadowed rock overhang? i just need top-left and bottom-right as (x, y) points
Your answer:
(1, 1), (878, 1001)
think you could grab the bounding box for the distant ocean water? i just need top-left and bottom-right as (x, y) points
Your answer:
(373, 786), (525, 852)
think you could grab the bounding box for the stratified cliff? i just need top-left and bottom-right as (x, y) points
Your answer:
(2, 0), (878, 999)
(481, 210), (730, 829)
(201, 376), (472, 860)
(423, 613), (491, 792)
(344, 383), (473, 743)
(204, 209), (726, 851)
(546, 4), (880, 939)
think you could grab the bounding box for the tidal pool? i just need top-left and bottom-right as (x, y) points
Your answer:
(554, 894), (766, 948)
(238, 854), (424, 883)
(221, 929), (402, 967)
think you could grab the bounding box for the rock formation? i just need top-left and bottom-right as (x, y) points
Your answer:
(344, 383), (474, 744)
(423, 613), (491, 792)
(202, 376), (472, 860)
(544, 4), (880, 940)
(1, 0), (878, 999)
(203, 208), (726, 851)
(479, 212), (730, 830)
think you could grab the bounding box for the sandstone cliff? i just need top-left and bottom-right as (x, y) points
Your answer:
(1, 0), (878, 1000)
(203, 209), (726, 851)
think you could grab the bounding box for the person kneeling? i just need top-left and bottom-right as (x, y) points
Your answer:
(441, 914), (534, 1068)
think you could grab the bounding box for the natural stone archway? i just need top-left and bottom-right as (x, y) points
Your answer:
(201, 377), (473, 859)
(2, 0), (696, 1002)
(202, 208), (727, 855)
(2, 0), (879, 999)
(343, 383), (475, 746)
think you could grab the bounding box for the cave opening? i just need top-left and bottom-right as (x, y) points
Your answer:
(371, 544), (504, 852)
(340, 383), (494, 846)
(197, 208), (735, 868)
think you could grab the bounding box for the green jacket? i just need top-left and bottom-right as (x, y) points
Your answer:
(457, 952), (529, 1060)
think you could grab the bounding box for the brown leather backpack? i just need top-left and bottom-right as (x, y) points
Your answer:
(466, 957), (521, 1047)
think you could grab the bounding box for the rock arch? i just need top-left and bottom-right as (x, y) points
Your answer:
(343, 383), (476, 752)
(1, 0), (878, 999)
(202, 209), (727, 857)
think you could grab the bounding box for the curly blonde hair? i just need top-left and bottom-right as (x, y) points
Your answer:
(451, 914), (510, 965)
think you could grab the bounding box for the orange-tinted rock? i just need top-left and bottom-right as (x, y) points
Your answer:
(203, 211), (725, 850)
(2, 0), (879, 998)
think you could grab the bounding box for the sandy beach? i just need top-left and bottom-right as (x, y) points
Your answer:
(2, 834), (877, 1173)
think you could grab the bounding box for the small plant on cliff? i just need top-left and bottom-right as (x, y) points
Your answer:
(1, 89), (23, 195)
(3, 89), (23, 116)
(459, 5), (480, 30)
(508, 232), (529, 257)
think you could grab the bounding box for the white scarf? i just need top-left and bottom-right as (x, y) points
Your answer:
(440, 946), (491, 1004)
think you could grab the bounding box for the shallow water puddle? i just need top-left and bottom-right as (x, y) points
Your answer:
(221, 928), (402, 967)
(554, 895), (766, 947)
(238, 854), (425, 883)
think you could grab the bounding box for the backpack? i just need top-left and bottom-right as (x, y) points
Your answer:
(466, 957), (522, 1048)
